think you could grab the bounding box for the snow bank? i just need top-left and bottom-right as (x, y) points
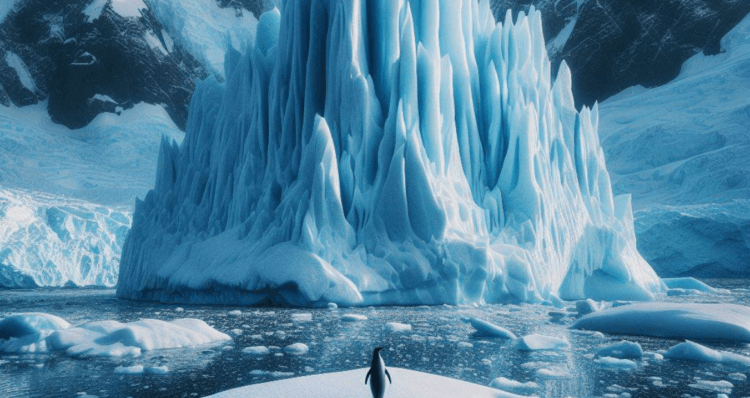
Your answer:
(599, 14), (750, 278)
(573, 303), (750, 342)
(118, 1), (662, 306)
(209, 367), (517, 398)
(665, 340), (750, 366)
(0, 313), (230, 356)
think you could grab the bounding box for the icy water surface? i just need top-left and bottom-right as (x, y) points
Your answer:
(1, 279), (750, 398)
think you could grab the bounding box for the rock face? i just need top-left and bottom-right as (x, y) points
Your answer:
(490, 0), (750, 107)
(0, 0), (214, 130)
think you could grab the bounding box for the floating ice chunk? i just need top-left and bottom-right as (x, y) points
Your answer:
(210, 367), (513, 398)
(572, 303), (750, 342)
(146, 366), (169, 374)
(663, 278), (727, 294)
(643, 351), (664, 361)
(228, 310), (242, 317)
(114, 365), (144, 375)
(665, 340), (750, 366)
(291, 313), (313, 322)
(385, 323), (412, 333)
(576, 299), (600, 316)
(666, 289), (702, 297)
(536, 369), (569, 379)
(283, 343), (309, 356)
(464, 318), (516, 339)
(341, 314), (367, 322)
(230, 329), (243, 336)
(594, 357), (637, 369)
(688, 379), (733, 393)
(596, 341), (643, 359)
(728, 373), (747, 381)
(242, 346), (270, 356)
(0, 313), (70, 339)
(327, 303), (338, 310)
(458, 342), (473, 348)
(514, 334), (570, 351)
(489, 377), (539, 394)
(175, 308), (185, 312)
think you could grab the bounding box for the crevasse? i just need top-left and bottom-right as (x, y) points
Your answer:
(117, 0), (663, 306)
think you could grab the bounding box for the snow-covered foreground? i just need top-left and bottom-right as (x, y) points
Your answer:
(1, 282), (750, 397)
(209, 368), (509, 398)
(599, 14), (750, 278)
(121, 0), (662, 307)
(0, 102), (184, 287)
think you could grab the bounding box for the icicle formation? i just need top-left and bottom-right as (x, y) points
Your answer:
(117, 0), (663, 306)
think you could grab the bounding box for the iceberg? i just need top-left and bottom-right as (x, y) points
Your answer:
(118, 0), (662, 306)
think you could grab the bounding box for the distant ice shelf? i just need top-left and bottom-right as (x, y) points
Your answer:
(117, 0), (663, 306)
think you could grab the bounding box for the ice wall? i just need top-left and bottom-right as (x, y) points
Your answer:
(0, 188), (129, 288)
(118, 0), (663, 306)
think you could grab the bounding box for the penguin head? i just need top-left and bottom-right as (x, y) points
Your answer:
(372, 347), (384, 358)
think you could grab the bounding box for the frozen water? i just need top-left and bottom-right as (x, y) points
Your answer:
(594, 357), (637, 370)
(119, 0), (662, 307)
(283, 343), (309, 356)
(341, 314), (367, 322)
(242, 346), (270, 356)
(0, 0), (19, 24)
(489, 376), (538, 394)
(573, 302), (750, 342)
(83, 0), (108, 23)
(111, 0), (147, 18)
(2, 283), (750, 397)
(384, 323), (412, 333)
(576, 299), (601, 316)
(5, 52), (36, 93)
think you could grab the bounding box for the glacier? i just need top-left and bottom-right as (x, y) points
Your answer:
(118, 0), (663, 306)
(599, 14), (750, 277)
(0, 102), (184, 287)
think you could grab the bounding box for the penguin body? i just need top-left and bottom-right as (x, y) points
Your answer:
(365, 347), (391, 398)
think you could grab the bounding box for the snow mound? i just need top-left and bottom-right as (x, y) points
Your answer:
(572, 303), (750, 342)
(209, 367), (515, 398)
(665, 340), (750, 366)
(464, 317), (516, 339)
(0, 313), (229, 356)
(118, 1), (662, 306)
(514, 334), (569, 351)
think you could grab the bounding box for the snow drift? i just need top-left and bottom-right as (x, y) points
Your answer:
(118, 0), (662, 306)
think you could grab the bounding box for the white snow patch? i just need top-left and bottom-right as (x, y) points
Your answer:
(210, 367), (510, 398)
(144, 31), (168, 56)
(83, 0), (108, 23)
(5, 52), (36, 92)
(90, 94), (117, 104)
(111, 0), (147, 18)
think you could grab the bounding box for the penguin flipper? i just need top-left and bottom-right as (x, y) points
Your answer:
(385, 369), (392, 384)
(365, 368), (371, 385)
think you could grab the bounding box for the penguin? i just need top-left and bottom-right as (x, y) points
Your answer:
(365, 347), (392, 398)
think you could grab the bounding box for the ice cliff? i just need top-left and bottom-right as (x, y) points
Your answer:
(117, 0), (663, 306)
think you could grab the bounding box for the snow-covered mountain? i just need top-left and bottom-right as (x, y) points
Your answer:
(117, 2), (662, 306)
(0, 0), (266, 130)
(491, 0), (750, 108)
(599, 14), (750, 278)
